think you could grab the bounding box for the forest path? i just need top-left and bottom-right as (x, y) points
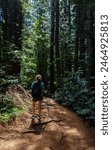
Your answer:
(0, 88), (95, 150)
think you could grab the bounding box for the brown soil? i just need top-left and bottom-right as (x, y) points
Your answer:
(0, 86), (95, 150)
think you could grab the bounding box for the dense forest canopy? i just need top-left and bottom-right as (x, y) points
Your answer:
(0, 0), (95, 120)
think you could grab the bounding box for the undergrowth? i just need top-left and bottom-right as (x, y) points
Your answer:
(55, 73), (95, 121)
(0, 95), (23, 123)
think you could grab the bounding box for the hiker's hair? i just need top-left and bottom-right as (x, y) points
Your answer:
(36, 74), (42, 81)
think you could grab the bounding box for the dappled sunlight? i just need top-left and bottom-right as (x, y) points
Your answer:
(0, 0), (95, 149)
(0, 139), (27, 150)
(63, 126), (82, 137)
(0, 88), (94, 150)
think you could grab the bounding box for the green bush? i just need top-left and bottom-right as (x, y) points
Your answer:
(0, 76), (18, 94)
(55, 73), (95, 120)
(0, 95), (22, 123)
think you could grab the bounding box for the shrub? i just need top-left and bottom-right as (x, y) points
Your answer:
(0, 95), (22, 123)
(55, 73), (95, 120)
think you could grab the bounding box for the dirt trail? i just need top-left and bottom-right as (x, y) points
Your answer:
(0, 87), (95, 150)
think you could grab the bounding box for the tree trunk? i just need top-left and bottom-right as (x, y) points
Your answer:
(13, 0), (23, 50)
(1, 0), (23, 76)
(50, 0), (55, 94)
(74, 3), (80, 72)
(2, 0), (9, 47)
(55, 0), (60, 87)
(86, 5), (95, 88)
(79, 1), (86, 77)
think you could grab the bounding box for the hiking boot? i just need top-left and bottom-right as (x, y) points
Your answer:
(36, 114), (41, 119)
(37, 114), (46, 119)
(31, 114), (37, 119)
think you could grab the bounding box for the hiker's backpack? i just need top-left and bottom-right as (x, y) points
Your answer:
(31, 81), (42, 98)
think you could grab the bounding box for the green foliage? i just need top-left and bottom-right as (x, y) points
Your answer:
(0, 0), (95, 123)
(59, 0), (75, 74)
(20, 0), (49, 88)
(0, 95), (22, 123)
(55, 73), (95, 120)
(20, 32), (36, 88)
(0, 77), (18, 86)
(0, 42), (21, 68)
(0, 76), (19, 94)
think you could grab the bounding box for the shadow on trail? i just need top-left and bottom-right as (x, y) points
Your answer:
(23, 118), (52, 134)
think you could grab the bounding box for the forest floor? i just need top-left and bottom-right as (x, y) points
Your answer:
(0, 86), (95, 150)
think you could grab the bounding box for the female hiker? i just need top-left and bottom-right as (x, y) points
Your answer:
(31, 74), (45, 119)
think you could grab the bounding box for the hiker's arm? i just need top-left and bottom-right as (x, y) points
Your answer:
(42, 89), (48, 97)
(30, 81), (35, 96)
(41, 82), (47, 96)
(42, 89), (45, 94)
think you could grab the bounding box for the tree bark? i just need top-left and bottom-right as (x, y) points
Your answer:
(50, 0), (55, 94)
(55, 0), (60, 87)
